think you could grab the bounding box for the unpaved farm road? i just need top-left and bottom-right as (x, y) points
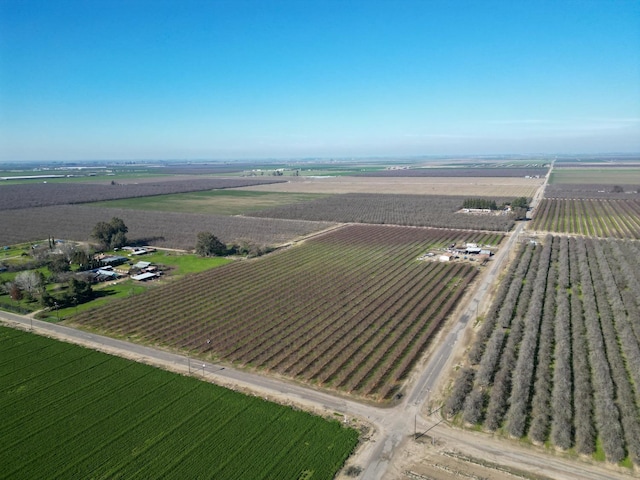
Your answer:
(1, 218), (631, 480)
(0, 172), (632, 480)
(1, 308), (630, 480)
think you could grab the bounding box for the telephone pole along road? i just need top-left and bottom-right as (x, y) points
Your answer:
(0, 171), (630, 480)
(1, 220), (523, 479)
(1, 222), (627, 480)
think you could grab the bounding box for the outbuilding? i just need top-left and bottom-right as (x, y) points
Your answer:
(131, 272), (158, 281)
(100, 255), (128, 266)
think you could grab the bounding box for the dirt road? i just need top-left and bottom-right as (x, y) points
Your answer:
(1, 170), (633, 480)
(1, 288), (631, 480)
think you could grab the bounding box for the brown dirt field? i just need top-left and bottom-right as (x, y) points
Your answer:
(236, 176), (543, 197)
(398, 443), (554, 480)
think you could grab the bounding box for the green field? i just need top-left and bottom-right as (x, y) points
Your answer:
(549, 168), (640, 185)
(88, 190), (327, 215)
(0, 326), (359, 479)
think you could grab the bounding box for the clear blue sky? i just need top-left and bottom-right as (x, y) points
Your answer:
(1, 0), (639, 161)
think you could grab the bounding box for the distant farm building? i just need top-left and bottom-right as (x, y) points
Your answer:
(462, 208), (492, 214)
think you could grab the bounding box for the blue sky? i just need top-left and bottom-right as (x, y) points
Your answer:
(1, 0), (639, 161)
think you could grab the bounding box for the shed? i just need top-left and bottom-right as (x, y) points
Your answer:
(131, 272), (158, 281)
(96, 269), (119, 278)
(133, 261), (151, 269)
(100, 255), (128, 266)
(439, 255), (453, 262)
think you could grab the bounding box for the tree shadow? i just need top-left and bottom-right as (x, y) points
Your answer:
(128, 236), (166, 247)
(93, 288), (119, 298)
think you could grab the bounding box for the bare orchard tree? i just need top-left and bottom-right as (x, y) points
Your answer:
(14, 271), (43, 299)
(2, 281), (22, 300)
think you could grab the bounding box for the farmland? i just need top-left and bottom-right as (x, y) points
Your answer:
(356, 167), (549, 178)
(249, 193), (516, 231)
(70, 224), (494, 401)
(238, 175), (543, 197)
(544, 183), (640, 199)
(0, 205), (336, 249)
(549, 167), (640, 185)
(0, 166), (540, 251)
(445, 236), (640, 467)
(530, 198), (640, 238)
(0, 326), (358, 479)
(0, 177), (285, 210)
(88, 190), (327, 215)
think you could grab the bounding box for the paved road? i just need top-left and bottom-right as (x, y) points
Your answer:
(357, 219), (527, 480)
(0, 278), (628, 480)
(1, 177), (631, 480)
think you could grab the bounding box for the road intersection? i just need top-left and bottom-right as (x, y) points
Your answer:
(1, 167), (633, 480)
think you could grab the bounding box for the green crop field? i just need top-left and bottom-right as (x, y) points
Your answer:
(0, 326), (359, 479)
(88, 190), (327, 215)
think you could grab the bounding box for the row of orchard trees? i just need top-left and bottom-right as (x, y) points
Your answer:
(446, 235), (640, 465)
